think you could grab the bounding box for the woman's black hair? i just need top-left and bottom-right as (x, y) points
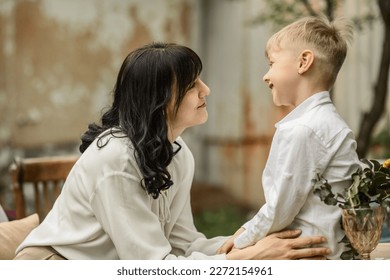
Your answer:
(79, 42), (202, 199)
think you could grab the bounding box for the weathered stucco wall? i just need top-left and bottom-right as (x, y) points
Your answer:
(0, 0), (200, 206)
(0, 0), (196, 148)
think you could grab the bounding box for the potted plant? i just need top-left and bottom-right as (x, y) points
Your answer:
(314, 159), (390, 259)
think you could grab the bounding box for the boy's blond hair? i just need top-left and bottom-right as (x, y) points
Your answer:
(266, 15), (353, 88)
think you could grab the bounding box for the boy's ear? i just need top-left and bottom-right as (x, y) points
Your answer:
(298, 50), (314, 74)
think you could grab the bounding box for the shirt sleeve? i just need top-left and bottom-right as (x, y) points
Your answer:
(235, 125), (325, 248)
(91, 172), (226, 260)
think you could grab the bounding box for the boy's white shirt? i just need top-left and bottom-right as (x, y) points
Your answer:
(234, 91), (361, 259)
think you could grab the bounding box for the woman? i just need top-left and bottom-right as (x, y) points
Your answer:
(15, 42), (329, 260)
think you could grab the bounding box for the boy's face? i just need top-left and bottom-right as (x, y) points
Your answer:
(263, 46), (301, 107)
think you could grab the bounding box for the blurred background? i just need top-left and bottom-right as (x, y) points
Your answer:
(0, 0), (389, 238)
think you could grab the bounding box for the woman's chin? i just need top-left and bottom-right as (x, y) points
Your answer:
(193, 115), (208, 127)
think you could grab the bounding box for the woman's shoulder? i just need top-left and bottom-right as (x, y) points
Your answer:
(78, 129), (137, 172)
(175, 137), (192, 155)
(92, 129), (131, 155)
(173, 136), (194, 168)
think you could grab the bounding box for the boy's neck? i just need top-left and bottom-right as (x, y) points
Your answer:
(293, 81), (329, 107)
(292, 56), (331, 107)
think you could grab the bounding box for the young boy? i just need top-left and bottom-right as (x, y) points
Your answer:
(218, 15), (361, 259)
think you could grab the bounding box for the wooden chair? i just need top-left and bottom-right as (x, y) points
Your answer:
(9, 155), (78, 219)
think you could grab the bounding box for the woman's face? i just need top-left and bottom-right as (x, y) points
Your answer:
(166, 78), (210, 140)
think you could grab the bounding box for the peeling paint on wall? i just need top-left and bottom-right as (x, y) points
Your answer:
(0, 0), (198, 208)
(0, 0), (196, 148)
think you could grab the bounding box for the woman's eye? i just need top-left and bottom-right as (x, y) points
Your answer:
(188, 81), (196, 89)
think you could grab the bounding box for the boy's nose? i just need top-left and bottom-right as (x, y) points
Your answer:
(262, 73), (269, 83)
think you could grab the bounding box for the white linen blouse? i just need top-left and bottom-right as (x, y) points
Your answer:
(16, 132), (227, 259)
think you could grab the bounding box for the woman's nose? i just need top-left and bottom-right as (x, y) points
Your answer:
(199, 79), (210, 97)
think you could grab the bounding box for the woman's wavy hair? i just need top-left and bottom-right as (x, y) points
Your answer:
(79, 42), (202, 199)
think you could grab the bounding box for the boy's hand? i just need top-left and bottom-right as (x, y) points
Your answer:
(217, 236), (235, 254)
(217, 227), (246, 254)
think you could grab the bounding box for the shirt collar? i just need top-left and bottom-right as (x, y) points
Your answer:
(275, 91), (332, 127)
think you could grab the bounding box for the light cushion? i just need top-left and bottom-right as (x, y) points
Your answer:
(0, 213), (39, 260)
(0, 204), (8, 222)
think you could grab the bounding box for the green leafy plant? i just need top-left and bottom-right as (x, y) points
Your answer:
(314, 159), (390, 259)
(314, 159), (390, 209)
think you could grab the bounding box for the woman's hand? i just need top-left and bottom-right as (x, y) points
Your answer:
(226, 229), (330, 260)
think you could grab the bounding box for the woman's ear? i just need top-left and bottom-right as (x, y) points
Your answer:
(298, 50), (314, 74)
